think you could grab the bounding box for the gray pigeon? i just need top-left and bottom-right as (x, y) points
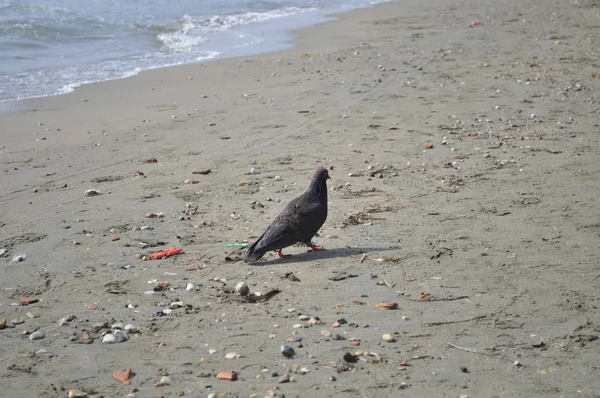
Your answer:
(244, 167), (330, 263)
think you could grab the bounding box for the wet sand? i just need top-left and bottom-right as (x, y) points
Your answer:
(1, 0), (600, 396)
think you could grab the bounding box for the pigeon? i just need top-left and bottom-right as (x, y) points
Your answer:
(244, 167), (330, 263)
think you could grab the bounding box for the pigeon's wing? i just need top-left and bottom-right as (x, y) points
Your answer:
(287, 193), (328, 243)
(249, 203), (304, 254)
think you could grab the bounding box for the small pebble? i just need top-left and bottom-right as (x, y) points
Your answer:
(235, 281), (249, 296)
(102, 334), (117, 343)
(68, 390), (88, 398)
(343, 352), (358, 363)
(29, 330), (45, 341)
(59, 314), (77, 326)
(83, 189), (102, 197)
(250, 168), (261, 175)
(281, 345), (295, 358)
(382, 333), (396, 342)
(274, 175), (282, 181)
(124, 324), (138, 333)
(12, 253), (26, 263)
(186, 282), (196, 291)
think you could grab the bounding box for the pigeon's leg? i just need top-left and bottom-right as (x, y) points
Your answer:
(275, 249), (292, 258)
(307, 244), (326, 252)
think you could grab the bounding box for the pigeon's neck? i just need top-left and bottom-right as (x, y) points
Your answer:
(307, 178), (328, 200)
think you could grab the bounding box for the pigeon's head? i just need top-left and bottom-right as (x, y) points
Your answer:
(314, 167), (331, 181)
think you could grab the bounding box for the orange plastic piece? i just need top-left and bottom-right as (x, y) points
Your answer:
(149, 248), (183, 260)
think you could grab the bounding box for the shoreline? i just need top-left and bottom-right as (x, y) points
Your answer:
(1, 0), (600, 396)
(0, 1), (384, 108)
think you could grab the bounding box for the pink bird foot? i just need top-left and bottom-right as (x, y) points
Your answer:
(307, 245), (326, 252)
(276, 249), (292, 258)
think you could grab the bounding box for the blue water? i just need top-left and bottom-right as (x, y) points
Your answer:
(0, 0), (387, 103)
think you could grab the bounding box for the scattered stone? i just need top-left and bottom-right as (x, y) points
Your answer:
(343, 352), (359, 363)
(186, 282), (196, 291)
(114, 330), (129, 342)
(235, 281), (250, 296)
(0, 319), (5, 330)
(25, 312), (36, 319)
(74, 331), (93, 344)
(59, 314), (77, 326)
(460, 366), (469, 373)
(274, 175), (282, 181)
(83, 189), (102, 197)
(11, 318), (24, 325)
(382, 333), (396, 342)
(112, 368), (134, 385)
(278, 373), (292, 383)
(216, 371), (237, 381)
(249, 168), (261, 175)
(298, 315), (311, 321)
(375, 302), (398, 310)
(11, 253), (26, 262)
(29, 330), (45, 341)
(225, 352), (241, 359)
(20, 297), (38, 306)
(154, 376), (171, 387)
(281, 345), (296, 358)
(68, 389), (88, 398)
(124, 324), (138, 333)
(103, 334), (117, 344)
(87, 304), (98, 310)
(192, 168), (211, 175)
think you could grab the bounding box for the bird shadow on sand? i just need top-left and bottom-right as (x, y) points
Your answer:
(249, 246), (401, 266)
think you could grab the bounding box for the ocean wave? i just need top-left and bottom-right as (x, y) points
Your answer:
(0, 50), (221, 102)
(156, 15), (205, 52)
(154, 6), (315, 52)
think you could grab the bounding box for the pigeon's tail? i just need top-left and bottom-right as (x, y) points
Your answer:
(244, 241), (266, 263)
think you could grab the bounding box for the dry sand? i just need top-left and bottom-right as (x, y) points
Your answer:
(1, 0), (600, 396)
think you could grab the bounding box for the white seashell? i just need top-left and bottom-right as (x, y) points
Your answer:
(102, 334), (117, 343)
(84, 189), (102, 197)
(225, 352), (241, 359)
(186, 282), (196, 291)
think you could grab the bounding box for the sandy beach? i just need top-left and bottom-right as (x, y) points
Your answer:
(2, 0), (600, 396)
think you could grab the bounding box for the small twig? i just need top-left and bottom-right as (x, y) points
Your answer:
(383, 280), (394, 289)
(446, 342), (515, 363)
(407, 295), (469, 302)
(426, 314), (486, 326)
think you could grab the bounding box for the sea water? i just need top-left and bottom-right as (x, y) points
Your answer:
(0, 0), (389, 103)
